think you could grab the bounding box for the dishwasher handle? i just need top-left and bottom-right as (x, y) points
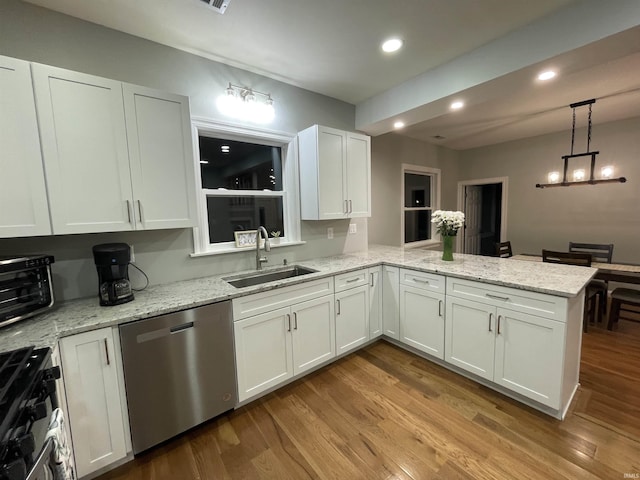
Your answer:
(170, 321), (194, 333)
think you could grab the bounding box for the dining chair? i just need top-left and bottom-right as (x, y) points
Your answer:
(569, 242), (614, 322)
(607, 287), (640, 330)
(495, 241), (513, 258)
(542, 249), (601, 332)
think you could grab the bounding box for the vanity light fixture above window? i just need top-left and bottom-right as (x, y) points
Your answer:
(216, 83), (275, 124)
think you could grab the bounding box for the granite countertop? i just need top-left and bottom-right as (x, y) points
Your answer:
(0, 245), (596, 352)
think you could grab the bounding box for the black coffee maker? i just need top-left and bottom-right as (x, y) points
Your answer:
(92, 243), (134, 306)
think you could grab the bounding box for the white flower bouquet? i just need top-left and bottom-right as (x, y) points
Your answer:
(431, 210), (465, 236)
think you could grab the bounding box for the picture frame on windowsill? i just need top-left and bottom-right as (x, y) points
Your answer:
(234, 230), (265, 248)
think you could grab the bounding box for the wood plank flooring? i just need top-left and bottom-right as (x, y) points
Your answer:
(98, 320), (640, 479)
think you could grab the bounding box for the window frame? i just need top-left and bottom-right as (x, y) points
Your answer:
(191, 118), (302, 256)
(401, 163), (441, 248)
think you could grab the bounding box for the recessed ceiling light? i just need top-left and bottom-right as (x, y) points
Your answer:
(538, 70), (556, 81)
(221, 145), (230, 153)
(393, 121), (405, 129)
(382, 38), (403, 53)
(450, 101), (464, 110)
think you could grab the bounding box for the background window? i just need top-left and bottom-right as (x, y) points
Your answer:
(402, 165), (440, 246)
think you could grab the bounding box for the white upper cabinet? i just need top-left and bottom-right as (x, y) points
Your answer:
(32, 64), (134, 234)
(0, 56), (51, 237)
(31, 62), (196, 234)
(122, 84), (196, 230)
(298, 125), (371, 220)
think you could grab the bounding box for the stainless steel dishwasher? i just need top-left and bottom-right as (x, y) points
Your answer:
(119, 300), (236, 454)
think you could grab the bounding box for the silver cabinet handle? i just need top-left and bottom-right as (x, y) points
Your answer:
(126, 200), (133, 224)
(349, 200), (353, 213)
(336, 299), (341, 315)
(287, 313), (291, 332)
(344, 200), (348, 214)
(370, 273), (374, 287)
(413, 278), (429, 284)
(439, 300), (443, 317)
(346, 277), (359, 283)
(137, 200), (144, 223)
(489, 312), (493, 332)
(497, 315), (502, 335)
(293, 312), (298, 330)
(486, 293), (510, 301)
(104, 339), (110, 366)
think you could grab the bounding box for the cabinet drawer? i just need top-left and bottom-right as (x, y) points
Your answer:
(446, 277), (566, 321)
(400, 269), (445, 292)
(334, 269), (368, 292)
(233, 277), (335, 320)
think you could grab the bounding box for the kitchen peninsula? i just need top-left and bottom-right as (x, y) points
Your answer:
(0, 246), (595, 477)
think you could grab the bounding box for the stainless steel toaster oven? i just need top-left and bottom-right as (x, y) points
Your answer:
(0, 254), (55, 328)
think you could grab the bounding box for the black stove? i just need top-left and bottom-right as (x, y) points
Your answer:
(0, 346), (60, 480)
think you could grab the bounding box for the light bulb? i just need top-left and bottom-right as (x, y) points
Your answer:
(573, 169), (585, 181)
(393, 121), (405, 129)
(382, 38), (403, 53)
(548, 171), (560, 183)
(450, 101), (464, 110)
(601, 165), (614, 178)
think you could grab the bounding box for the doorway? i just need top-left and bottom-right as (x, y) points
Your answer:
(457, 177), (508, 256)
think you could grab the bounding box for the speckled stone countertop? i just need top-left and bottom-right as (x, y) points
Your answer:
(0, 245), (595, 352)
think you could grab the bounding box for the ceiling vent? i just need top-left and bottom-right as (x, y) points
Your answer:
(198, 0), (231, 14)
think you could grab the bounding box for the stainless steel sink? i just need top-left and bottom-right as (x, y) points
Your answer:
(224, 265), (318, 288)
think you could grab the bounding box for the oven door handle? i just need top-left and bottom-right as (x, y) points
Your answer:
(26, 437), (54, 480)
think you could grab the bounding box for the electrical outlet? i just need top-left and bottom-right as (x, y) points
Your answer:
(129, 244), (135, 263)
(327, 227), (334, 239)
(349, 223), (357, 234)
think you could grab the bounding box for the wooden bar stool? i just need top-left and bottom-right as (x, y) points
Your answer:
(607, 288), (640, 330)
(495, 241), (513, 258)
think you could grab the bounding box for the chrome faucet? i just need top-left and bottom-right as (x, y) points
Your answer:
(256, 226), (271, 270)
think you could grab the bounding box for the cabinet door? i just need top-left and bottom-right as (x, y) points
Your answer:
(382, 266), (400, 339)
(345, 132), (371, 217)
(369, 267), (383, 338)
(32, 64), (133, 234)
(335, 285), (369, 355)
(0, 56), (51, 237)
(400, 285), (445, 359)
(59, 328), (128, 478)
(445, 296), (496, 380)
(123, 84), (196, 230)
(234, 307), (293, 402)
(494, 308), (565, 408)
(292, 295), (336, 374)
(316, 126), (347, 218)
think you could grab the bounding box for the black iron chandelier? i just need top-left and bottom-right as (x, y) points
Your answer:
(536, 98), (627, 188)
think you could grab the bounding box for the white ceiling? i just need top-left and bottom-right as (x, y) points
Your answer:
(22, 0), (640, 150)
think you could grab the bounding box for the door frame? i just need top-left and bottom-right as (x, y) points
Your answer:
(456, 177), (508, 254)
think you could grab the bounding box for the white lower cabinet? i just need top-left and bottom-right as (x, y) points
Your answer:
(399, 272), (445, 359)
(334, 269), (370, 355)
(445, 277), (569, 409)
(234, 294), (335, 402)
(382, 266), (400, 339)
(369, 267), (383, 338)
(59, 327), (129, 478)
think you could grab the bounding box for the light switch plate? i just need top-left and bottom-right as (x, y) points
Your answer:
(327, 227), (334, 239)
(349, 223), (357, 234)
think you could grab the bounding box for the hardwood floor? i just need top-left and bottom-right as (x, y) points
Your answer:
(98, 320), (640, 480)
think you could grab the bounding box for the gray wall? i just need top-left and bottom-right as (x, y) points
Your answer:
(0, 0), (367, 301)
(368, 133), (461, 247)
(458, 116), (640, 263)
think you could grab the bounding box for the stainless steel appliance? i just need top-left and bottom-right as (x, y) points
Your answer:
(119, 301), (236, 454)
(0, 346), (62, 480)
(0, 255), (55, 329)
(92, 243), (134, 306)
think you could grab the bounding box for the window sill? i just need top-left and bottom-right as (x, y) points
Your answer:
(190, 240), (307, 258)
(404, 240), (441, 249)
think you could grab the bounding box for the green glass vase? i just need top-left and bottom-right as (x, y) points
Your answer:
(442, 235), (455, 261)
